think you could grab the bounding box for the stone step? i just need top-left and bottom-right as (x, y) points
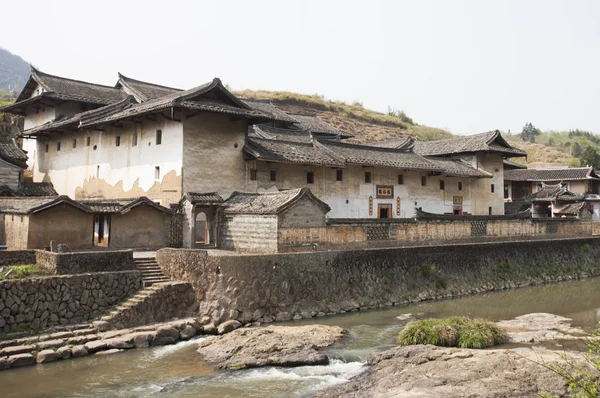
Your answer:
(136, 265), (161, 270)
(134, 259), (158, 264)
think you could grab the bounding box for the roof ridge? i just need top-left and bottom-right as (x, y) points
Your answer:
(117, 73), (184, 91)
(33, 68), (121, 90)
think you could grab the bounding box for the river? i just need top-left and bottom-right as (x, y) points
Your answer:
(2, 277), (599, 398)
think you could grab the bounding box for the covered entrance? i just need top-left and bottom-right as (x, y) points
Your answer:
(93, 214), (111, 247)
(180, 192), (224, 248)
(377, 203), (392, 219)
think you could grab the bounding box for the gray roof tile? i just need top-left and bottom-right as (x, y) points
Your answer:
(504, 167), (598, 181)
(222, 187), (330, 214)
(413, 131), (526, 157)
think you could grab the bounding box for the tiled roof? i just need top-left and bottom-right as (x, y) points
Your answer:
(426, 157), (492, 178)
(503, 159), (527, 170)
(526, 183), (584, 202)
(181, 192), (224, 205)
(116, 73), (182, 102)
(78, 197), (172, 214)
(244, 137), (345, 167)
(553, 201), (590, 216)
(289, 114), (353, 138)
(241, 100), (299, 123)
(504, 167), (599, 182)
(16, 182), (58, 197)
(370, 137), (415, 150)
(0, 140), (28, 168)
(413, 131), (526, 157)
(222, 187), (331, 214)
(248, 124), (314, 144)
(0, 196), (90, 215)
(16, 67), (127, 105)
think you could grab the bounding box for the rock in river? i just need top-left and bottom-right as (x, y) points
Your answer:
(318, 344), (573, 398)
(497, 313), (587, 343)
(196, 325), (345, 370)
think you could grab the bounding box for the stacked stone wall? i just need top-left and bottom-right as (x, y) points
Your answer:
(219, 214), (278, 253)
(0, 250), (36, 266)
(35, 250), (135, 274)
(157, 237), (600, 325)
(0, 270), (141, 332)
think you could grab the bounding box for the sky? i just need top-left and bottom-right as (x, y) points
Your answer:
(2, 0), (599, 136)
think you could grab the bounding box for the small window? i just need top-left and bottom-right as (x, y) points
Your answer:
(57, 142), (61, 151)
(336, 169), (343, 181)
(45, 144), (49, 153)
(307, 171), (314, 184)
(250, 169), (257, 181)
(132, 133), (138, 147)
(421, 176), (427, 186)
(458, 181), (463, 191)
(489, 207), (493, 215)
(155, 166), (160, 180)
(439, 180), (445, 190)
(365, 171), (372, 183)
(397, 174), (404, 185)
(156, 130), (162, 145)
(270, 169), (277, 181)
(96, 165), (100, 178)
(86, 137), (91, 146)
(491, 184), (495, 193)
(115, 136), (121, 147)
(72, 139), (77, 149)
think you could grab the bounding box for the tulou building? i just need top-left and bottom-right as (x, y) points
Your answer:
(0, 68), (533, 251)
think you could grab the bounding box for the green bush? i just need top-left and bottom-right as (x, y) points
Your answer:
(397, 317), (507, 349)
(0, 265), (48, 281)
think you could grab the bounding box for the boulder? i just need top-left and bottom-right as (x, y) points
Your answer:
(180, 325), (197, 340)
(151, 327), (179, 346)
(0, 357), (9, 370)
(84, 340), (108, 353)
(92, 321), (110, 332)
(203, 323), (217, 335)
(8, 353), (35, 368)
(36, 350), (58, 364)
(0, 345), (36, 356)
(497, 313), (588, 343)
(106, 336), (134, 350)
(129, 332), (155, 348)
(197, 325), (345, 370)
(217, 320), (242, 335)
(56, 346), (71, 359)
(95, 349), (122, 356)
(71, 345), (89, 358)
(37, 339), (65, 350)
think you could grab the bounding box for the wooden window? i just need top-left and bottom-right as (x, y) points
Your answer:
(155, 166), (160, 180)
(365, 171), (372, 183)
(307, 171), (314, 184)
(57, 142), (61, 151)
(397, 174), (404, 185)
(250, 169), (257, 181)
(72, 139), (77, 149)
(115, 136), (121, 147)
(491, 184), (495, 193)
(156, 130), (162, 145)
(132, 133), (138, 147)
(86, 137), (91, 146)
(458, 181), (463, 191)
(270, 169), (277, 181)
(336, 169), (343, 181)
(421, 176), (427, 186)
(439, 180), (445, 190)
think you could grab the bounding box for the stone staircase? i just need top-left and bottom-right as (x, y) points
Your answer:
(134, 257), (168, 287)
(99, 284), (162, 325)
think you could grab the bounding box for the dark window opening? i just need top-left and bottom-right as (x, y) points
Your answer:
(57, 142), (61, 151)
(365, 171), (372, 183)
(155, 166), (160, 180)
(491, 184), (495, 193)
(440, 180), (445, 190)
(336, 169), (343, 181)
(270, 169), (277, 181)
(504, 184), (509, 199)
(96, 165), (100, 178)
(307, 171), (314, 184)
(45, 144), (49, 153)
(458, 181), (463, 191)
(250, 169), (257, 181)
(115, 136), (121, 147)
(86, 137), (90, 146)
(72, 139), (77, 149)
(489, 207), (493, 215)
(156, 130), (162, 145)
(132, 133), (138, 147)
(398, 174), (404, 185)
(421, 176), (427, 186)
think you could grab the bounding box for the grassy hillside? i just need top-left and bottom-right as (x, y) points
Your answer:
(235, 89), (452, 143)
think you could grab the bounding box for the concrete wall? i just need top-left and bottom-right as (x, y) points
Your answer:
(219, 214), (278, 253)
(0, 270), (141, 332)
(35, 250), (135, 274)
(182, 113), (247, 199)
(34, 117), (183, 206)
(157, 237), (600, 325)
(109, 205), (169, 249)
(28, 205), (93, 250)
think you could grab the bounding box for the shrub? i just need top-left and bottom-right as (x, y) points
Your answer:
(0, 265), (47, 281)
(397, 317), (507, 349)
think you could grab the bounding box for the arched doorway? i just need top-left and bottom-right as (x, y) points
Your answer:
(195, 212), (209, 246)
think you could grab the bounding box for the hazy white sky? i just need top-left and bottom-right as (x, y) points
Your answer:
(2, 0), (599, 135)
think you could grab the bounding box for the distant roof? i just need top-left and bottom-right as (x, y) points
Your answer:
(553, 201), (590, 216)
(0, 196), (171, 215)
(425, 157), (492, 178)
(180, 192), (224, 205)
(526, 183), (584, 202)
(0, 182), (58, 197)
(503, 159), (527, 170)
(289, 114), (353, 138)
(116, 73), (182, 102)
(78, 197), (172, 214)
(222, 187), (331, 215)
(370, 137), (415, 150)
(0, 140), (28, 168)
(504, 167), (599, 182)
(245, 137), (346, 167)
(241, 99), (299, 123)
(412, 131), (527, 158)
(249, 124), (314, 144)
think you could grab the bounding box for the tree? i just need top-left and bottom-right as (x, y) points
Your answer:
(521, 123), (541, 143)
(574, 142), (584, 158)
(579, 147), (600, 169)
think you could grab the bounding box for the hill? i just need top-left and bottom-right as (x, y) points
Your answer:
(234, 89), (452, 143)
(0, 48), (29, 93)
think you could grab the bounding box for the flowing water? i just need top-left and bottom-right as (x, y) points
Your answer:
(2, 277), (600, 398)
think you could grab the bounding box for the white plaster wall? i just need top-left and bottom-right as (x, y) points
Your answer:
(34, 116), (183, 204)
(24, 106), (55, 130)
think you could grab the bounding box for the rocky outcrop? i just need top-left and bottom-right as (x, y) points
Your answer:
(318, 345), (573, 398)
(498, 313), (588, 343)
(196, 325), (345, 369)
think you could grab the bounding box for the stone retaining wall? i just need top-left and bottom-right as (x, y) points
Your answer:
(35, 250), (135, 275)
(0, 271), (141, 332)
(0, 250), (36, 266)
(157, 237), (600, 325)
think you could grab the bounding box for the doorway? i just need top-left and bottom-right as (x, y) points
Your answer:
(377, 204), (392, 219)
(195, 212), (209, 245)
(93, 215), (111, 247)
